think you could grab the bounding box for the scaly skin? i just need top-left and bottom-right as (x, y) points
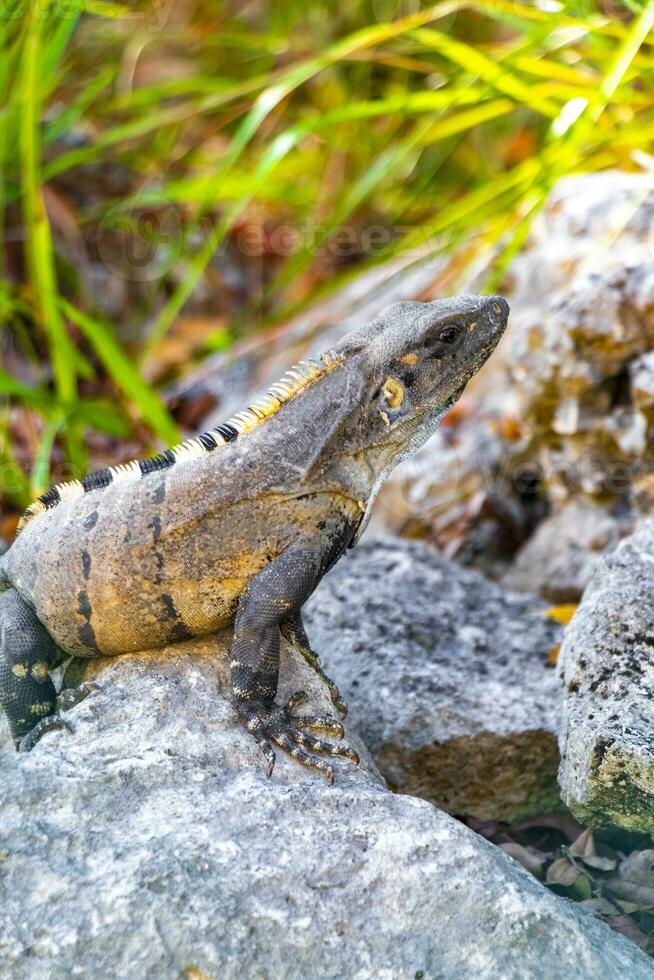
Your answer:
(0, 294), (508, 781)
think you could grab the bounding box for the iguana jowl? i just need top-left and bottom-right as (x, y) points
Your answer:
(0, 295), (508, 781)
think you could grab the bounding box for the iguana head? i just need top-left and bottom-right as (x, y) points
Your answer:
(307, 293), (508, 537)
(331, 293), (508, 469)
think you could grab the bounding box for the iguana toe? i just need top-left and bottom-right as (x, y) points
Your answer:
(282, 691), (344, 736)
(291, 715), (345, 738)
(253, 736), (276, 778)
(17, 715), (72, 752)
(297, 650), (348, 717)
(330, 687), (348, 718)
(16, 682), (103, 753)
(56, 681), (103, 713)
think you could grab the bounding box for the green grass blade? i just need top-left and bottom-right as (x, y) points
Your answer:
(30, 418), (60, 496)
(411, 27), (560, 118)
(0, 411), (30, 509)
(61, 301), (180, 447)
(19, 0), (83, 473)
(147, 1), (467, 354)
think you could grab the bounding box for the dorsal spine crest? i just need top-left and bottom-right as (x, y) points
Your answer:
(16, 349), (341, 534)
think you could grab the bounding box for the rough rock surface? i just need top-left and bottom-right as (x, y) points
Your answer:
(503, 172), (654, 503)
(306, 536), (563, 821)
(1, 634), (652, 979)
(558, 519), (654, 837)
(503, 499), (630, 602)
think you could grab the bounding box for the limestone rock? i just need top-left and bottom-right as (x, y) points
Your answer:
(558, 519), (654, 836)
(391, 173), (654, 575)
(1, 634), (652, 979)
(503, 499), (630, 602)
(306, 536), (563, 821)
(503, 173), (654, 502)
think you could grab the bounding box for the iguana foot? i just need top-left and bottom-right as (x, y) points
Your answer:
(240, 690), (359, 784)
(17, 682), (103, 752)
(280, 620), (349, 717)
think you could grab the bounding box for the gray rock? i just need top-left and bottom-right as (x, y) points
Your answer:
(502, 173), (654, 502)
(1, 634), (652, 979)
(503, 499), (629, 602)
(631, 351), (654, 418)
(306, 536), (564, 821)
(558, 519), (654, 836)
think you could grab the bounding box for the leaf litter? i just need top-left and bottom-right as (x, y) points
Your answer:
(463, 813), (654, 955)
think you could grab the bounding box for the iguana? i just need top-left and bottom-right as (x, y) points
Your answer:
(0, 294), (508, 781)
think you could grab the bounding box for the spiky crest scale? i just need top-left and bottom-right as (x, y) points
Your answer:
(16, 349), (341, 535)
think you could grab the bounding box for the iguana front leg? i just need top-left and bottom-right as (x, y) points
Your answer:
(281, 613), (348, 717)
(231, 533), (358, 783)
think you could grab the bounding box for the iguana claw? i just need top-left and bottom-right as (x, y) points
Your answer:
(242, 690), (359, 784)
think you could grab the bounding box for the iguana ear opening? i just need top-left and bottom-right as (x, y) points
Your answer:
(381, 377), (404, 409)
(378, 376), (408, 425)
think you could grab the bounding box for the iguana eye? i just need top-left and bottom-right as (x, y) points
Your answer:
(438, 323), (463, 344)
(381, 377), (404, 409)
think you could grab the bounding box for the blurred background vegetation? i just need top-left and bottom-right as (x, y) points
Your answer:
(1, 0), (653, 525)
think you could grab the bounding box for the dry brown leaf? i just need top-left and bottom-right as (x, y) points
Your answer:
(614, 899), (644, 914)
(605, 915), (652, 951)
(499, 416), (524, 442)
(580, 897), (620, 916)
(546, 856), (580, 887)
(568, 828), (617, 871)
(144, 316), (229, 383)
(0, 513), (20, 545)
(513, 813), (585, 844)
(570, 828), (595, 856)
(547, 644), (560, 666)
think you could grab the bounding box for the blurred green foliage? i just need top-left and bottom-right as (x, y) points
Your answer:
(0, 0), (653, 507)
